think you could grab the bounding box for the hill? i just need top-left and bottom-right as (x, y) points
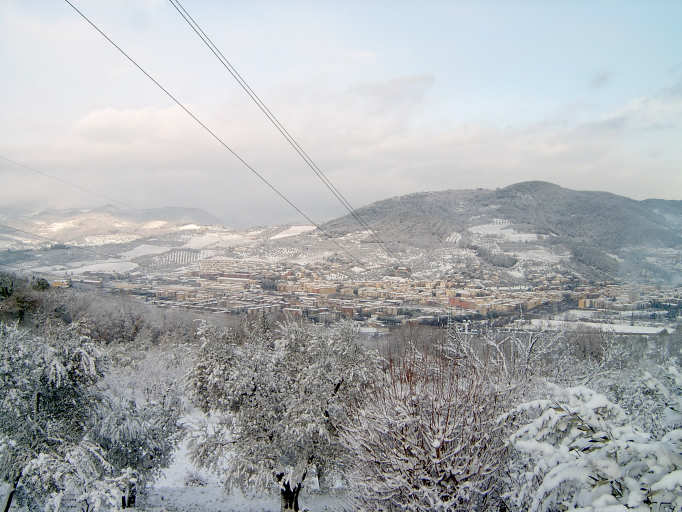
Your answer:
(323, 181), (682, 281)
(0, 205), (224, 248)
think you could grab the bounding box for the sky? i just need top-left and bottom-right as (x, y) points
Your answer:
(1, 0), (681, 227)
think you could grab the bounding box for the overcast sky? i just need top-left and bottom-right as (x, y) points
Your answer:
(1, 1), (681, 227)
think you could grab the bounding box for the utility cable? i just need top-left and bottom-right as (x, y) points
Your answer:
(166, 0), (394, 260)
(0, 154), (132, 210)
(61, 0), (363, 265)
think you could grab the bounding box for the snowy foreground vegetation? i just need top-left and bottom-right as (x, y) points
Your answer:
(1, 273), (681, 511)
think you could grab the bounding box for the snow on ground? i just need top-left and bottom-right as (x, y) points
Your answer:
(45, 220), (77, 232)
(32, 260), (139, 275)
(292, 250), (334, 265)
(183, 233), (250, 249)
(515, 248), (565, 263)
(554, 309), (600, 320)
(119, 244), (171, 259)
(143, 487), (347, 512)
(527, 319), (668, 334)
(337, 230), (373, 242)
(67, 260), (139, 274)
(446, 232), (462, 243)
(143, 220), (168, 230)
(468, 223), (538, 242)
(80, 234), (142, 245)
(176, 224), (202, 231)
(146, 418), (349, 512)
(270, 225), (316, 240)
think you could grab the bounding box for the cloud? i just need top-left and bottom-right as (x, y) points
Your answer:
(1, 74), (681, 227)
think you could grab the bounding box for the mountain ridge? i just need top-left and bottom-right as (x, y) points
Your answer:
(323, 181), (682, 250)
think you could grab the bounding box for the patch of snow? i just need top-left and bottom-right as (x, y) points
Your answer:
(270, 225), (316, 240)
(177, 224), (202, 231)
(120, 245), (171, 259)
(33, 260), (139, 275)
(80, 234), (142, 245)
(143, 220), (168, 230)
(183, 233), (249, 249)
(446, 232), (461, 243)
(527, 319), (667, 334)
(515, 248), (565, 263)
(45, 220), (77, 232)
(469, 223), (538, 242)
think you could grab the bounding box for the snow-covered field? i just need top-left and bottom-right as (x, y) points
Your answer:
(469, 223), (538, 242)
(270, 225), (316, 240)
(515, 248), (565, 263)
(527, 318), (669, 334)
(176, 224), (203, 231)
(119, 244), (171, 258)
(183, 232), (252, 249)
(80, 234), (142, 245)
(32, 260), (139, 274)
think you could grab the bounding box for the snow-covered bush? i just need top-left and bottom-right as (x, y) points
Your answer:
(341, 342), (508, 511)
(186, 319), (378, 509)
(505, 384), (682, 511)
(446, 327), (561, 392)
(592, 363), (682, 439)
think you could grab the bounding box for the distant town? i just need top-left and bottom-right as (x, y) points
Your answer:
(51, 253), (680, 337)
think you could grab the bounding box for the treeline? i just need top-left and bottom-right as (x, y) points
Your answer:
(568, 243), (620, 275)
(469, 244), (518, 268)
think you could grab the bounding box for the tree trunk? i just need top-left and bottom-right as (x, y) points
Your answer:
(275, 469), (306, 512)
(3, 479), (19, 512)
(279, 481), (302, 511)
(121, 482), (136, 508)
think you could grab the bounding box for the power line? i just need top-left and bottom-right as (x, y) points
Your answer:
(0, 154), (132, 210)
(61, 0), (363, 266)
(166, 0), (395, 261)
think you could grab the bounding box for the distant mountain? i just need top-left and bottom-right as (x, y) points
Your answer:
(27, 205), (224, 227)
(324, 181), (681, 248)
(87, 205), (224, 226)
(0, 206), (224, 247)
(323, 181), (682, 281)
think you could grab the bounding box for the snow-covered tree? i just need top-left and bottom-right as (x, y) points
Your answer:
(505, 383), (682, 511)
(91, 391), (183, 507)
(0, 321), (113, 511)
(186, 319), (378, 510)
(0, 321), (183, 511)
(341, 341), (509, 511)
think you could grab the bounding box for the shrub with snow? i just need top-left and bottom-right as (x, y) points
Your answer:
(341, 342), (508, 511)
(505, 384), (682, 511)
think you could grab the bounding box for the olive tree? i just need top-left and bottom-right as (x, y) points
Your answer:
(186, 319), (378, 511)
(0, 321), (183, 511)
